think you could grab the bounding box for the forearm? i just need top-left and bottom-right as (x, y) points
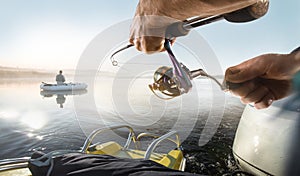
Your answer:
(136, 0), (258, 20)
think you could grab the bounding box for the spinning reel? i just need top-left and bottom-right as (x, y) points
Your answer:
(148, 39), (226, 99)
(111, 39), (227, 100)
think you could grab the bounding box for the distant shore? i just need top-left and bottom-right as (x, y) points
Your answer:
(0, 65), (224, 80)
(0, 66), (71, 79)
(0, 69), (53, 78)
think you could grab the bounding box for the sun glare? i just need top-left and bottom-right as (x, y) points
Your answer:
(21, 111), (47, 130)
(0, 110), (20, 119)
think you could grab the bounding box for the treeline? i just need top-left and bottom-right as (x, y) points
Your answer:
(0, 69), (54, 78)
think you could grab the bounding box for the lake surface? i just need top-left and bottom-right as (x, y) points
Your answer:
(0, 77), (245, 175)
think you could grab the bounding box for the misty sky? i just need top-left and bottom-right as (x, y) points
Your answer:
(0, 0), (299, 71)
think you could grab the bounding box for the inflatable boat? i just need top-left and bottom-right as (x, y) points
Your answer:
(40, 82), (88, 91)
(233, 93), (300, 176)
(0, 125), (188, 176)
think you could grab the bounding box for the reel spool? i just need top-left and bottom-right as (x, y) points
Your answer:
(148, 66), (182, 99)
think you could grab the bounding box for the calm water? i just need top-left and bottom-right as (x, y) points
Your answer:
(0, 77), (245, 175)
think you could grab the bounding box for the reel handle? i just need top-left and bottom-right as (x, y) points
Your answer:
(189, 68), (242, 91)
(164, 39), (193, 94)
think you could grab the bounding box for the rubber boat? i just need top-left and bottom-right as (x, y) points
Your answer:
(40, 82), (88, 91)
(233, 93), (300, 176)
(0, 125), (187, 176)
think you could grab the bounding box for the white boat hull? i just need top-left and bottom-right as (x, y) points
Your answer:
(40, 83), (88, 91)
(233, 94), (300, 176)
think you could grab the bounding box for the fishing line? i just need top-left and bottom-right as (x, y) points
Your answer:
(110, 44), (134, 66)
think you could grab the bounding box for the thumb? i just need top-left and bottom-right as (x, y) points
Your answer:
(225, 60), (266, 83)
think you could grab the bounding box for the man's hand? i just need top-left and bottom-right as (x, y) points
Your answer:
(225, 53), (300, 109)
(130, 0), (257, 54)
(129, 14), (178, 54)
(129, 0), (189, 54)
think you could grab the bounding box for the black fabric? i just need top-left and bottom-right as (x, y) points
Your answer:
(28, 151), (51, 176)
(29, 152), (200, 176)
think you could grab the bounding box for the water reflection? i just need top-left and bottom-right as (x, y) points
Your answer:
(0, 110), (20, 119)
(40, 89), (88, 108)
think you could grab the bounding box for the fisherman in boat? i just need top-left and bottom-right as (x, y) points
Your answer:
(129, 0), (300, 109)
(56, 70), (66, 85)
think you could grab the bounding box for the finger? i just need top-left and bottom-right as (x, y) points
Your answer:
(225, 58), (266, 83)
(131, 37), (165, 53)
(140, 36), (164, 54)
(241, 85), (269, 104)
(133, 38), (142, 52)
(254, 92), (275, 109)
(170, 38), (176, 45)
(263, 79), (292, 100)
(230, 80), (259, 98)
(129, 38), (134, 45)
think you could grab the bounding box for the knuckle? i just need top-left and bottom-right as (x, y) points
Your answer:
(255, 100), (269, 109)
(230, 89), (247, 98)
(134, 41), (142, 52)
(238, 89), (249, 98)
(241, 98), (249, 104)
(141, 37), (163, 53)
(129, 38), (134, 44)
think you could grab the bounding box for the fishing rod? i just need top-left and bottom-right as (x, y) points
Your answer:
(110, 0), (269, 99)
